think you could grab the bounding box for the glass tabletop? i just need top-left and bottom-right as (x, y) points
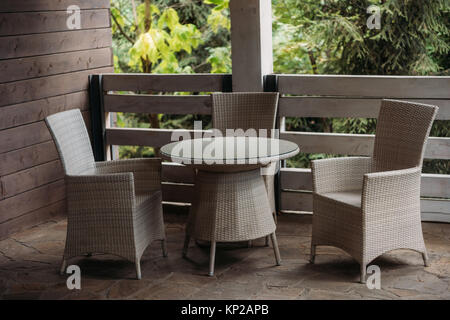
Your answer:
(160, 137), (299, 165)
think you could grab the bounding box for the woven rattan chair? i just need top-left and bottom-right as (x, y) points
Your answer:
(310, 99), (438, 283)
(45, 109), (167, 280)
(211, 92), (280, 246)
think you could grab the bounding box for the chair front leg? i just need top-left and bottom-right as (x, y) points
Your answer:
(209, 241), (217, 277)
(271, 233), (281, 266)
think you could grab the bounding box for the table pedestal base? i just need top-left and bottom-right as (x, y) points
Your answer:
(182, 168), (280, 276)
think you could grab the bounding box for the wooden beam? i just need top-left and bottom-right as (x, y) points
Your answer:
(0, 66), (113, 107)
(0, 141), (58, 176)
(0, 91), (89, 130)
(0, 160), (63, 200)
(161, 162), (195, 184)
(161, 182), (194, 204)
(421, 174), (450, 198)
(0, 122), (51, 154)
(230, 0), (273, 91)
(104, 94), (212, 115)
(0, 0), (110, 12)
(277, 75), (450, 99)
(280, 191), (313, 212)
(0, 200), (65, 241)
(106, 127), (207, 148)
(280, 131), (450, 160)
(0, 48), (113, 83)
(280, 167), (450, 199)
(102, 73), (228, 92)
(0, 180), (65, 224)
(0, 9), (110, 36)
(279, 97), (450, 120)
(0, 111), (90, 154)
(0, 28), (112, 59)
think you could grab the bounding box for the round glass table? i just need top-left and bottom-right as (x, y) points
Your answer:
(160, 137), (299, 276)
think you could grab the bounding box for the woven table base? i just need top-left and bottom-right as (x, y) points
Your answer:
(182, 168), (281, 276)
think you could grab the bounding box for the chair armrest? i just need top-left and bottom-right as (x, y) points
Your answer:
(95, 158), (162, 193)
(311, 157), (372, 193)
(362, 167), (422, 217)
(66, 173), (135, 210)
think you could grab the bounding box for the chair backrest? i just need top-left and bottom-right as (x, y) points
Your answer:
(372, 99), (438, 172)
(212, 92), (279, 136)
(45, 109), (95, 175)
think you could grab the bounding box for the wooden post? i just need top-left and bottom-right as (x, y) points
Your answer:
(89, 74), (106, 161)
(230, 0), (273, 92)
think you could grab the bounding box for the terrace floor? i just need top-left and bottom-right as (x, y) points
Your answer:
(0, 213), (449, 300)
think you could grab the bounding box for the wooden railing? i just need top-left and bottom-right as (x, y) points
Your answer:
(90, 73), (232, 208)
(276, 75), (450, 222)
(90, 73), (450, 222)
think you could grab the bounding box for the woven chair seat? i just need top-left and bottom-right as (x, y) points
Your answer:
(320, 189), (362, 208)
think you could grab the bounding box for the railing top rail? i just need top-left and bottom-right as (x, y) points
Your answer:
(276, 74), (450, 99)
(101, 73), (232, 92)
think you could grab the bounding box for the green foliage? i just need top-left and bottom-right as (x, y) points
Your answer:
(272, 0), (449, 172)
(111, 0), (448, 174)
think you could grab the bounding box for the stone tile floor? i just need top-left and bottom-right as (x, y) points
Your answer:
(0, 213), (449, 300)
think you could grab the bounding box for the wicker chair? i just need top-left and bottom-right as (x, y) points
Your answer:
(45, 109), (167, 280)
(310, 99), (438, 283)
(211, 92), (280, 245)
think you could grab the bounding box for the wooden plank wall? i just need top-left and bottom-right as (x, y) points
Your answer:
(0, 0), (114, 239)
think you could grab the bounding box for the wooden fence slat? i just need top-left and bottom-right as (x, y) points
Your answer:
(0, 141), (58, 176)
(0, 66), (113, 107)
(280, 168), (450, 199)
(161, 162), (195, 184)
(280, 131), (450, 160)
(161, 182), (194, 203)
(104, 94), (212, 115)
(280, 191), (313, 212)
(0, 9), (110, 36)
(0, 48), (113, 84)
(277, 75), (450, 99)
(279, 97), (450, 120)
(0, 160), (63, 200)
(280, 191), (450, 219)
(0, 28), (112, 59)
(0, 0), (110, 12)
(106, 127), (207, 148)
(280, 168), (312, 191)
(0, 180), (65, 224)
(102, 73), (228, 92)
(0, 91), (89, 130)
(421, 174), (450, 199)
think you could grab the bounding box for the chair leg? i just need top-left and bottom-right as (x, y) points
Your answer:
(135, 258), (142, 280)
(265, 236), (270, 247)
(270, 233), (281, 266)
(182, 235), (190, 258)
(60, 258), (67, 275)
(422, 251), (430, 267)
(360, 264), (366, 284)
(248, 240), (253, 248)
(161, 239), (168, 257)
(209, 241), (216, 277)
(310, 245), (316, 264)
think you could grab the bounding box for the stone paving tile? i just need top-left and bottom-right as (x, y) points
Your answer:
(0, 214), (449, 300)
